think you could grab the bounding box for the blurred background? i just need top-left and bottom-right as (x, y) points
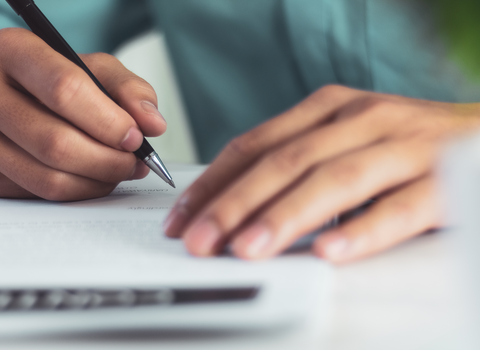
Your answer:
(114, 30), (199, 165)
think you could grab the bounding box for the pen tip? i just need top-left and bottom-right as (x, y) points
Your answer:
(169, 180), (176, 189)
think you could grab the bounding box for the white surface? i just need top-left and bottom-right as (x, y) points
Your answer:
(0, 226), (464, 349)
(0, 165), (332, 349)
(440, 133), (480, 350)
(326, 233), (465, 350)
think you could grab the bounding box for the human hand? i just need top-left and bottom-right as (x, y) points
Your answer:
(0, 28), (166, 201)
(164, 85), (480, 263)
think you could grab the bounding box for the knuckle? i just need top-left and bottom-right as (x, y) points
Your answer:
(36, 172), (69, 201)
(82, 52), (157, 103)
(335, 97), (396, 125)
(314, 84), (348, 100)
(47, 68), (84, 111)
(363, 97), (391, 113)
(83, 52), (116, 65)
(357, 98), (396, 121)
(40, 131), (71, 166)
(36, 171), (116, 201)
(267, 146), (305, 172)
(225, 134), (258, 159)
(80, 52), (120, 75)
(117, 76), (155, 100)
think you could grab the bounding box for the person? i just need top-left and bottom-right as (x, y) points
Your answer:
(0, 0), (479, 264)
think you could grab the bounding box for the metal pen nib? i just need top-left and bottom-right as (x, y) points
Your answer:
(143, 152), (176, 188)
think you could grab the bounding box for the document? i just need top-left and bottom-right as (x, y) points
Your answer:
(0, 164), (331, 334)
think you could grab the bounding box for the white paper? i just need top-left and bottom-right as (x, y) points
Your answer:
(0, 165), (326, 288)
(0, 164), (332, 346)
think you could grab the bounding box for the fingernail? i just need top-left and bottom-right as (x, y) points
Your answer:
(184, 219), (222, 256)
(141, 101), (166, 123)
(233, 224), (272, 259)
(121, 127), (143, 152)
(323, 236), (349, 259)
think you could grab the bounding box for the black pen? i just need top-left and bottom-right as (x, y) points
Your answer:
(5, 0), (175, 188)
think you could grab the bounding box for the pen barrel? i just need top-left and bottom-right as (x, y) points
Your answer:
(5, 0), (32, 15)
(133, 139), (155, 160)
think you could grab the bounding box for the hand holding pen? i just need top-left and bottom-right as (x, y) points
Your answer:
(0, 1), (173, 200)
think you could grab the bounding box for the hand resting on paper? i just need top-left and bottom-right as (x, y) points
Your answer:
(164, 85), (480, 263)
(0, 28), (166, 201)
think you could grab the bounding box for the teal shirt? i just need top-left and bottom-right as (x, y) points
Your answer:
(0, 0), (479, 162)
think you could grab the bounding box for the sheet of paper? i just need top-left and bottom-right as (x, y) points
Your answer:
(0, 165), (324, 288)
(0, 164), (332, 346)
(0, 164), (205, 211)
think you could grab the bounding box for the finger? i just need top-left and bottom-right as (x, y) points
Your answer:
(0, 172), (36, 199)
(175, 109), (402, 243)
(0, 132), (118, 201)
(188, 137), (436, 258)
(0, 28), (143, 152)
(0, 84), (139, 184)
(81, 53), (167, 137)
(164, 85), (366, 236)
(313, 176), (442, 264)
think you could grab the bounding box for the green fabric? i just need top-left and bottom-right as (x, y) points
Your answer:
(0, 0), (479, 162)
(0, 0), (153, 53)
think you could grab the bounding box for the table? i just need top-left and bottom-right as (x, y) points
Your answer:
(1, 233), (466, 350)
(327, 232), (466, 350)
